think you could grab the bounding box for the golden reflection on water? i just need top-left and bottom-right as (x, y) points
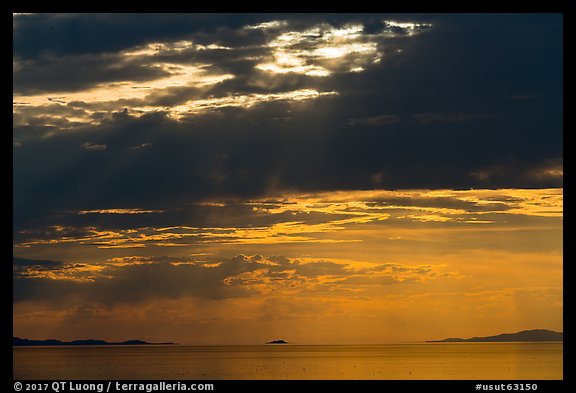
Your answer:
(13, 342), (562, 380)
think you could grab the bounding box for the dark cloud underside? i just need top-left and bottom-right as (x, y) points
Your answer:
(14, 13), (562, 230)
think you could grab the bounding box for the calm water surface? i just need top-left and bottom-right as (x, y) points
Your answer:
(13, 343), (562, 380)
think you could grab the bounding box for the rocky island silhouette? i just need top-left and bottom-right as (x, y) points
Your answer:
(428, 329), (562, 343)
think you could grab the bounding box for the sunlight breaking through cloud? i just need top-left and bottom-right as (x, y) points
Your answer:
(12, 14), (562, 349)
(13, 18), (432, 133)
(13, 188), (562, 251)
(255, 23), (381, 77)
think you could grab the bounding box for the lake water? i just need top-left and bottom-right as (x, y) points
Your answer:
(13, 343), (562, 380)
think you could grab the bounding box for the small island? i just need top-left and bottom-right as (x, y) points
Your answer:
(13, 337), (175, 346)
(427, 329), (563, 343)
(266, 339), (288, 344)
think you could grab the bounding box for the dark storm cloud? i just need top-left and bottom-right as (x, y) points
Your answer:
(13, 14), (386, 96)
(13, 53), (170, 95)
(13, 13), (271, 59)
(13, 13), (562, 232)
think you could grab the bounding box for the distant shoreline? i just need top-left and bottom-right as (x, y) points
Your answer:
(14, 330), (563, 347)
(13, 337), (176, 347)
(427, 329), (563, 343)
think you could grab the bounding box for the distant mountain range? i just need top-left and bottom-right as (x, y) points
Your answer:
(428, 329), (563, 343)
(13, 337), (175, 346)
(267, 339), (288, 344)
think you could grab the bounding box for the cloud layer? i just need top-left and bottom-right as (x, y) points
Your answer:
(13, 14), (563, 344)
(14, 15), (562, 223)
(14, 254), (452, 305)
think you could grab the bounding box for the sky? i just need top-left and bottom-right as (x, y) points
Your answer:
(13, 13), (563, 345)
